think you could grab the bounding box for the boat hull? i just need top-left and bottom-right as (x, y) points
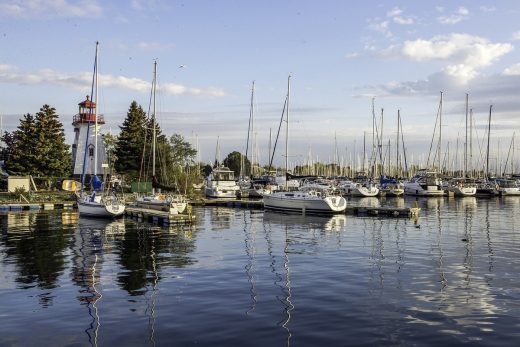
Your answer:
(404, 183), (445, 196)
(263, 191), (346, 214)
(78, 200), (125, 218)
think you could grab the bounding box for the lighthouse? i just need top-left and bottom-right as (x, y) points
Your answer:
(71, 95), (107, 179)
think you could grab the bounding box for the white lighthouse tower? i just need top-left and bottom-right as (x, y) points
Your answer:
(71, 95), (107, 179)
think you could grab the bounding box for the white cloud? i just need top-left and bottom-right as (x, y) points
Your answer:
(437, 6), (469, 25)
(137, 41), (175, 51)
(0, 64), (226, 97)
(0, 0), (103, 18)
(387, 7), (414, 25)
(367, 18), (392, 38)
(379, 33), (513, 84)
(479, 6), (496, 13)
(503, 63), (520, 76)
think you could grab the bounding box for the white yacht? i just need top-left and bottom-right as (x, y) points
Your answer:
(445, 179), (477, 196)
(205, 166), (240, 198)
(404, 170), (445, 196)
(135, 194), (187, 214)
(262, 187), (347, 214)
(339, 180), (379, 197)
(495, 178), (520, 196)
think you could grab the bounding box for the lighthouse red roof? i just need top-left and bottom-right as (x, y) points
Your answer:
(78, 95), (96, 108)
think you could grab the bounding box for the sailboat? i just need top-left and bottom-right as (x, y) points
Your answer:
(76, 42), (125, 218)
(262, 76), (347, 214)
(404, 92), (445, 196)
(135, 61), (188, 214)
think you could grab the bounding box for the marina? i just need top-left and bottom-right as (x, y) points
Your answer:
(1, 197), (520, 346)
(2, 3), (520, 346)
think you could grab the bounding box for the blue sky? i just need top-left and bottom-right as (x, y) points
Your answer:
(1, 0), (520, 172)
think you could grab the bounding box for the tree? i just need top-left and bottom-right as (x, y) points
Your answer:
(169, 133), (197, 167)
(223, 151), (250, 177)
(2, 105), (70, 177)
(33, 104), (71, 177)
(102, 133), (118, 174)
(114, 101), (147, 180)
(4, 113), (38, 175)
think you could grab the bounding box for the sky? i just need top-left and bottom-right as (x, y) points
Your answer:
(1, 0), (520, 172)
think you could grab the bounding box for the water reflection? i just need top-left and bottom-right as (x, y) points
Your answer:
(72, 220), (103, 346)
(263, 211), (347, 232)
(2, 199), (520, 345)
(0, 211), (75, 300)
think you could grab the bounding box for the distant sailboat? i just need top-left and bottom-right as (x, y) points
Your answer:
(135, 61), (188, 214)
(262, 76), (347, 214)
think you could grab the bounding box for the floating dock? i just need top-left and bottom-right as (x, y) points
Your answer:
(0, 202), (76, 211)
(347, 206), (420, 217)
(125, 206), (195, 226)
(190, 199), (420, 218)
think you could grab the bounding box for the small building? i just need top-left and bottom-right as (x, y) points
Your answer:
(71, 96), (108, 179)
(7, 176), (31, 193)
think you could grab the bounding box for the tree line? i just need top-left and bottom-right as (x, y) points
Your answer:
(0, 101), (199, 192)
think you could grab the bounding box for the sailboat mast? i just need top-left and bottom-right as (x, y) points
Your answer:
(438, 91), (443, 173)
(464, 93), (468, 178)
(470, 108), (473, 177)
(152, 61), (157, 178)
(486, 105), (492, 179)
(245, 81), (254, 177)
(94, 42), (99, 176)
(285, 75), (291, 191)
(396, 110), (400, 177)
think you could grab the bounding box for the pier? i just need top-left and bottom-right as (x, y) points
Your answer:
(190, 198), (420, 218)
(125, 206), (195, 226)
(0, 202), (76, 212)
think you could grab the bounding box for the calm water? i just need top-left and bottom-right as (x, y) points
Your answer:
(1, 197), (520, 346)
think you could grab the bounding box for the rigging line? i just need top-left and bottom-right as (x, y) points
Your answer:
(268, 95), (288, 172)
(426, 97), (442, 168)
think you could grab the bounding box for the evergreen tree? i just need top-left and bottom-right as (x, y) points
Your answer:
(114, 101), (147, 180)
(34, 104), (71, 177)
(4, 113), (38, 175)
(144, 117), (176, 185)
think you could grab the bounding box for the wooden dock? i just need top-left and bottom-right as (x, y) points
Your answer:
(347, 206), (420, 217)
(0, 202), (76, 212)
(125, 206), (195, 226)
(189, 198), (420, 218)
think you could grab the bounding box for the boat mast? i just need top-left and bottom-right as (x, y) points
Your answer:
(470, 108), (473, 178)
(486, 105), (492, 179)
(464, 93), (468, 178)
(152, 60), (157, 179)
(285, 75), (291, 191)
(396, 110), (400, 177)
(245, 81), (255, 177)
(438, 91), (443, 173)
(80, 42), (98, 192)
(94, 42), (99, 177)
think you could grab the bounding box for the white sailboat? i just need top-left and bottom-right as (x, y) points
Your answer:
(77, 42), (125, 218)
(262, 75), (347, 214)
(135, 61), (187, 214)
